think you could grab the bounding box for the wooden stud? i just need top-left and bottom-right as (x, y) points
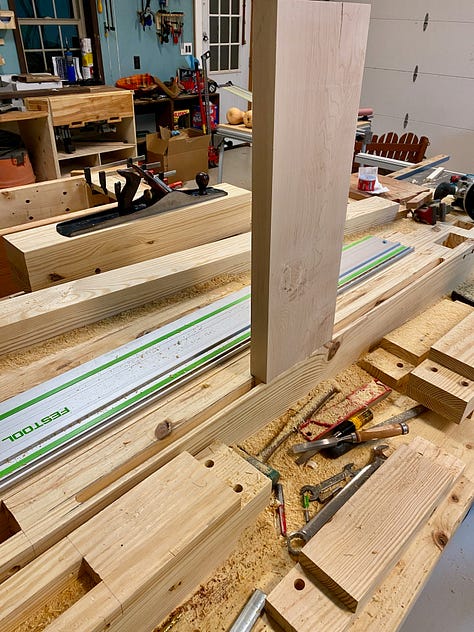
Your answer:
(429, 311), (474, 380)
(298, 438), (463, 612)
(250, 0), (370, 383)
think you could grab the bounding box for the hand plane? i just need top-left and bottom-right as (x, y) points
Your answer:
(56, 163), (228, 237)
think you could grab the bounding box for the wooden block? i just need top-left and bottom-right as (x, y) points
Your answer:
(407, 359), (474, 423)
(250, 1), (370, 382)
(298, 438), (463, 612)
(380, 298), (473, 365)
(429, 311), (474, 380)
(0, 448), (270, 632)
(0, 233), (251, 356)
(3, 183), (251, 291)
(345, 197), (400, 236)
(358, 347), (415, 390)
(405, 190), (433, 211)
(265, 564), (353, 632)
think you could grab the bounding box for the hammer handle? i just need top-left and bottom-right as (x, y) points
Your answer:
(355, 422), (408, 443)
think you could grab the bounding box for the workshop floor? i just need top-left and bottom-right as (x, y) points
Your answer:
(208, 143), (474, 631)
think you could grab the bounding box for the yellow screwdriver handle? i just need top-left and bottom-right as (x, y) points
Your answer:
(98, 0), (103, 13)
(355, 422), (409, 442)
(347, 408), (373, 431)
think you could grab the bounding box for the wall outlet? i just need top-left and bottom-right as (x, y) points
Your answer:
(180, 42), (192, 56)
(133, 55), (141, 70)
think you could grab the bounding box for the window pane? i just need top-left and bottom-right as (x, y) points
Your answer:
(210, 0), (218, 15)
(231, 16), (239, 43)
(231, 0), (239, 15)
(16, 0), (35, 19)
(42, 24), (60, 48)
(25, 50), (45, 72)
(220, 44), (229, 71)
(210, 45), (218, 71)
(220, 0), (229, 14)
(55, 0), (73, 19)
(230, 44), (239, 70)
(210, 16), (218, 44)
(61, 24), (79, 49)
(36, 0), (55, 18)
(220, 17), (229, 43)
(21, 24), (41, 49)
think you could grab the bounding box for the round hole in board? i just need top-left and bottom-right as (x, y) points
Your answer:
(397, 362), (404, 368)
(28, 216), (34, 220)
(95, 268), (101, 274)
(233, 484), (243, 493)
(204, 459), (214, 468)
(294, 578), (305, 591)
(430, 366), (438, 372)
(460, 380), (469, 387)
(63, 191), (68, 195)
(25, 199), (30, 203)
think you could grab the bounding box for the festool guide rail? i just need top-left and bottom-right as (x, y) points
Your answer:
(0, 288), (251, 493)
(0, 236), (412, 493)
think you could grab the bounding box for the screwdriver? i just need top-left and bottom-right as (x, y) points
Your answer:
(291, 422), (409, 456)
(331, 408), (373, 439)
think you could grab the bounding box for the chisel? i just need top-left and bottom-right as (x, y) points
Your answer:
(291, 422), (409, 456)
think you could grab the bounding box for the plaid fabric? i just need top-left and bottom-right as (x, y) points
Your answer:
(116, 73), (157, 91)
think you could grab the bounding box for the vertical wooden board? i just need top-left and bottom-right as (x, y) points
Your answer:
(298, 440), (461, 612)
(429, 311), (474, 380)
(251, 1), (370, 383)
(265, 564), (353, 632)
(407, 359), (474, 423)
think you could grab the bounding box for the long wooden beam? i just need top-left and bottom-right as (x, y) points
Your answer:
(3, 183), (251, 291)
(0, 233), (251, 356)
(251, 0), (370, 382)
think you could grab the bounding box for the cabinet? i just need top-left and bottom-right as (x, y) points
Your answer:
(25, 89), (137, 177)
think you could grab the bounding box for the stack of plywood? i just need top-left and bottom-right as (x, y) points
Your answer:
(265, 438), (465, 632)
(0, 443), (270, 632)
(407, 311), (474, 423)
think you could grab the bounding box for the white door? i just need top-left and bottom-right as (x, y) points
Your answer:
(194, 0), (252, 121)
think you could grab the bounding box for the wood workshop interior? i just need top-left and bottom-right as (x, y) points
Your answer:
(1, 1), (474, 631)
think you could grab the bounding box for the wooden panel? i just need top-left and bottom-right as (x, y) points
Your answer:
(26, 90), (134, 127)
(251, 0), (370, 382)
(380, 298), (473, 365)
(345, 197), (400, 236)
(358, 347), (415, 390)
(0, 176), (91, 230)
(362, 68), (474, 131)
(298, 438), (463, 612)
(0, 233), (251, 356)
(407, 359), (474, 423)
(3, 183), (251, 291)
(265, 563), (353, 632)
(365, 19), (474, 77)
(429, 311), (474, 380)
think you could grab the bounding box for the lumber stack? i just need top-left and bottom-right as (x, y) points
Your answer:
(359, 298), (473, 391)
(407, 310), (474, 423)
(0, 443), (271, 632)
(265, 438), (465, 631)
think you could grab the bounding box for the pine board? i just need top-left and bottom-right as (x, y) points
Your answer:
(298, 438), (463, 612)
(407, 359), (474, 423)
(3, 183), (251, 291)
(345, 197), (400, 236)
(0, 232), (251, 356)
(358, 347), (415, 390)
(429, 311), (474, 380)
(250, 0), (370, 382)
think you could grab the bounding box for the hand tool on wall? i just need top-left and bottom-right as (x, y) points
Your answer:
(291, 422), (409, 458)
(97, 0), (103, 13)
(287, 445), (390, 556)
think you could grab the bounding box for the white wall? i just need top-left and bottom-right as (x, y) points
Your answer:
(345, 0), (474, 172)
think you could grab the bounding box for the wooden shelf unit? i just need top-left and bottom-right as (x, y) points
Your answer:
(25, 89), (137, 177)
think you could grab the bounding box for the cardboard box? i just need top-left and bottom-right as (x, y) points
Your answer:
(191, 104), (219, 131)
(146, 127), (210, 184)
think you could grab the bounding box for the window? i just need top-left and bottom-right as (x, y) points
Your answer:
(10, 0), (86, 74)
(209, 0), (240, 72)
